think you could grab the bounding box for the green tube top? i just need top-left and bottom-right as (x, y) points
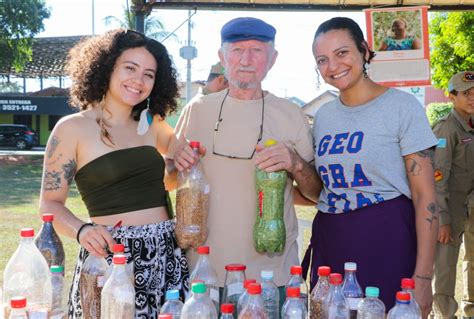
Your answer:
(74, 145), (167, 217)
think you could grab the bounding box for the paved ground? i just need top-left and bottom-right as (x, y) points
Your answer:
(0, 146), (45, 156)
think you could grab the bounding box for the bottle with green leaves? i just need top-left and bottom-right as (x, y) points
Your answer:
(253, 139), (287, 254)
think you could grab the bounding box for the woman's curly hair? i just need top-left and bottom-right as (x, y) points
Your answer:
(66, 29), (179, 119)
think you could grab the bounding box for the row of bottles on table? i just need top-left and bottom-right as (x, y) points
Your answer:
(309, 263), (422, 319)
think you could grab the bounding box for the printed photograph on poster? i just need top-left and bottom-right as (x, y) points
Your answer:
(365, 6), (430, 87)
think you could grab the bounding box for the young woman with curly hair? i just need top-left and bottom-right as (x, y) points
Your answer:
(39, 29), (189, 318)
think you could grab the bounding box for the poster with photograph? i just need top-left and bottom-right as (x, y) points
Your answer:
(365, 6), (430, 87)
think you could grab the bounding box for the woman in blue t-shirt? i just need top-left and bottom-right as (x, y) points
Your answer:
(303, 17), (437, 318)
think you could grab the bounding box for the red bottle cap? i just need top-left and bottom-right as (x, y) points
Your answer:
(196, 246), (209, 255)
(286, 287), (300, 298)
(42, 214), (54, 222)
(225, 264), (246, 271)
(10, 296), (27, 308)
(20, 228), (34, 237)
(244, 279), (257, 289)
(290, 265), (303, 275)
(329, 273), (342, 285)
(247, 283), (262, 295)
(401, 278), (415, 289)
(396, 291), (411, 302)
(113, 244), (125, 253)
(158, 315), (173, 319)
(318, 266), (331, 276)
(221, 303), (235, 314)
(113, 255), (126, 265)
(189, 141), (200, 149)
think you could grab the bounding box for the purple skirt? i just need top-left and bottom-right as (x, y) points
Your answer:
(302, 195), (417, 310)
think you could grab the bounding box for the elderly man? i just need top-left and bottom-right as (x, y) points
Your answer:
(169, 17), (320, 306)
(197, 61), (229, 96)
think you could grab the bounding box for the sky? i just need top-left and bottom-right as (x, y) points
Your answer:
(35, 0), (367, 103)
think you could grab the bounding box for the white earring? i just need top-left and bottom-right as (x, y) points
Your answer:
(137, 98), (153, 135)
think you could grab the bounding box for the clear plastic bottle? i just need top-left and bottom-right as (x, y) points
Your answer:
(237, 279), (257, 316)
(387, 291), (418, 319)
(50, 265), (66, 318)
(223, 264), (247, 317)
(221, 303), (235, 319)
(34, 213), (65, 269)
(176, 140), (210, 249)
(401, 278), (422, 318)
(190, 246), (219, 311)
(286, 265), (308, 311)
(309, 266), (331, 319)
(325, 273), (349, 319)
(356, 286), (385, 319)
(104, 243), (134, 285)
(100, 255), (135, 319)
(254, 139), (287, 253)
(261, 270), (280, 319)
(238, 283), (268, 319)
(160, 289), (184, 318)
(3, 228), (52, 319)
(181, 282), (218, 319)
(282, 287), (307, 319)
(80, 252), (109, 319)
(342, 262), (363, 319)
(8, 297), (28, 319)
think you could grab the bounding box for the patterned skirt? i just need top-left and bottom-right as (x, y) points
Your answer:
(68, 219), (189, 319)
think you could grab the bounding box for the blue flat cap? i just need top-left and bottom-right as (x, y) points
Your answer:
(221, 17), (276, 44)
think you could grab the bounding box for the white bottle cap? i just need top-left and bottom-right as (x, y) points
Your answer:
(261, 270), (274, 280)
(344, 262), (357, 271)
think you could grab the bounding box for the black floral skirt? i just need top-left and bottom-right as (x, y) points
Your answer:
(68, 219), (189, 319)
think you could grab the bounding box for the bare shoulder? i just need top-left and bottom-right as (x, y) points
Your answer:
(150, 115), (176, 154)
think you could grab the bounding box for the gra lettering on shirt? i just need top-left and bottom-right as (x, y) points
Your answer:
(316, 131), (381, 213)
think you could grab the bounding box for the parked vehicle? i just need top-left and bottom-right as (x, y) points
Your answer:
(0, 124), (39, 150)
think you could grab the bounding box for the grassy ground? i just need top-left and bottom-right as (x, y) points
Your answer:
(0, 155), (464, 316)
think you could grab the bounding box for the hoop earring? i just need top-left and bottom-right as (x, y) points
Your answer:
(137, 97), (153, 135)
(316, 68), (321, 90)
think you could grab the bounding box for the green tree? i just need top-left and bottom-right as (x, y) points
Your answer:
(0, 0), (51, 72)
(429, 12), (474, 90)
(104, 0), (177, 42)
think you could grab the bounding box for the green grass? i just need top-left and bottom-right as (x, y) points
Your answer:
(0, 155), (464, 316)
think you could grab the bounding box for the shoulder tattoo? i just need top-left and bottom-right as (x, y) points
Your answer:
(47, 136), (60, 158)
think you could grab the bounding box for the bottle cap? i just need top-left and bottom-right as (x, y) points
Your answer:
(401, 278), (415, 290)
(225, 263), (246, 271)
(264, 139), (277, 147)
(290, 265), (302, 275)
(50, 265), (64, 273)
(191, 282), (206, 294)
(365, 286), (380, 298)
(244, 279), (257, 289)
(10, 296), (27, 308)
(189, 141), (200, 149)
(113, 243), (125, 253)
(165, 289), (180, 300)
(20, 228), (34, 237)
(158, 315), (173, 319)
(396, 291), (411, 302)
(344, 262), (357, 271)
(318, 266), (331, 276)
(261, 270), (274, 280)
(113, 254), (126, 265)
(286, 287), (300, 298)
(221, 303), (235, 314)
(247, 283), (262, 295)
(42, 213), (54, 222)
(329, 273), (343, 285)
(196, 246), (210, 255)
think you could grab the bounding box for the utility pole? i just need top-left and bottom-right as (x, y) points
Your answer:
(91, 0), (95, 35)
(179, 10), (197, 103)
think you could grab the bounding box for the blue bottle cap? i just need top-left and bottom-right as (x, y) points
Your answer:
(365, 286), (379, 297)
(165, 289), (180, 300)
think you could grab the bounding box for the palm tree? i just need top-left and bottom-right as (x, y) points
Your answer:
(104, 0), (178, 42)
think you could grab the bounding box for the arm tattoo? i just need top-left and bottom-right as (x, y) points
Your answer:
(43, 170), (62, 191)
(406, 158), (422, 176)
(62, 159), (76, 185)
(425, 202), (438, 230)
(416, 148), (435, 168)
(47, 136), (60, 158)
